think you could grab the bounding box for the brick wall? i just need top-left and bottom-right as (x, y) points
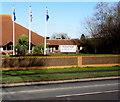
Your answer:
(0, 56), (77, 68)
(0, 55), (120, 70)
(82, 56), (120, 65)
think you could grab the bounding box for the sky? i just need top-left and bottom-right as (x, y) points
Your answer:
(0, 1), (118, 39)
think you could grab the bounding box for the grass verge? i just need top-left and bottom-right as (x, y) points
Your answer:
(1, 66), (120, 84)
(2, 66), (120, 75)
(1, 53), (120, 58)
(2, 71), (119, 84)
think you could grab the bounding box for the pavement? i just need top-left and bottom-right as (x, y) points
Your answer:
(1, 76), (120, 88)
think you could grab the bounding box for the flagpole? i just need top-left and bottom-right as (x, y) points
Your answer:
(29, 6), (32, 54)
(12, 5), (15, 55)
(44, 7), (48, 55)
(29, 18), (31, 53)
(44, 17), (47, 55)
(13, 19), (15, 55)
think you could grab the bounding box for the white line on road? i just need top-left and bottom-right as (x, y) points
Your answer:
(1, 83), (119, 95)
(56, 90), (120, 98)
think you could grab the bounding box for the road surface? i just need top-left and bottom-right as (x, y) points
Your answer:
(2, 79), (120, 101)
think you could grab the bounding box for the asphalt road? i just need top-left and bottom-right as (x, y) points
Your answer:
(2, 79), (120, 101)
(36, 91), (119, 101)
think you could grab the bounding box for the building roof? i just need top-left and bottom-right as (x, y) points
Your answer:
(0, 15), (44, 46)
(0, 15), (85, 46)
(47, 39), (85, 46)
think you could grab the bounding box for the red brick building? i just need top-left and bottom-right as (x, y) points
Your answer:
(0, 15), (85, 55)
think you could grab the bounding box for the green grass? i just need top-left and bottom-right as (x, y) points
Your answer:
(2, 66), (120, 75)
(1, 66), (120, 84)
(49, 54), (119, 56)
(1, 53), (119, 58)
(2, 71), (119, 84)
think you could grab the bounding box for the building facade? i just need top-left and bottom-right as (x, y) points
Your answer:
(0, 15), (85, 55)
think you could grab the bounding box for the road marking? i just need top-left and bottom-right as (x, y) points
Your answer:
(1, 83), (119, 95)
(56, 90), (120, 97)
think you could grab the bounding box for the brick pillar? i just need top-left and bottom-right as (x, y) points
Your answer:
(77, 56), (82, 67)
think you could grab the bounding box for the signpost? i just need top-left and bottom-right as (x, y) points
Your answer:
(60, 45), (77, 52)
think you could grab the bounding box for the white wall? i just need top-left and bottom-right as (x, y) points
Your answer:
(0, 47), (3, 51)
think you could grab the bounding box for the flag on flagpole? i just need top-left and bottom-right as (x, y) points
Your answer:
(46, 7), (49, 21)
(30, 6), (32, 22)
(13, 6), (16, 21)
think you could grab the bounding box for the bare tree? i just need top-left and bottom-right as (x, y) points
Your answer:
(85, 2), (120, 53)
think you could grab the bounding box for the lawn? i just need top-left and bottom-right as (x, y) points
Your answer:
(1, 53), (120, 58)
(49, 53), (120, 56)
(2, 66), (120, 84)
(2, 71), (119, 84)
(2, 66), (120, 75)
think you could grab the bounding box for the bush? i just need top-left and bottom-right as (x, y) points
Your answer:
(15, 34), (29, 55)
(33, 44), (44, 54)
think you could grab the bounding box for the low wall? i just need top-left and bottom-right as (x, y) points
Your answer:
(82, 56), (120, 65)
(0, 55), (120, 70)
(0, 56), (78, 70)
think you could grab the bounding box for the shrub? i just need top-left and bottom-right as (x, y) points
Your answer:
(15, 34), (29, 55)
